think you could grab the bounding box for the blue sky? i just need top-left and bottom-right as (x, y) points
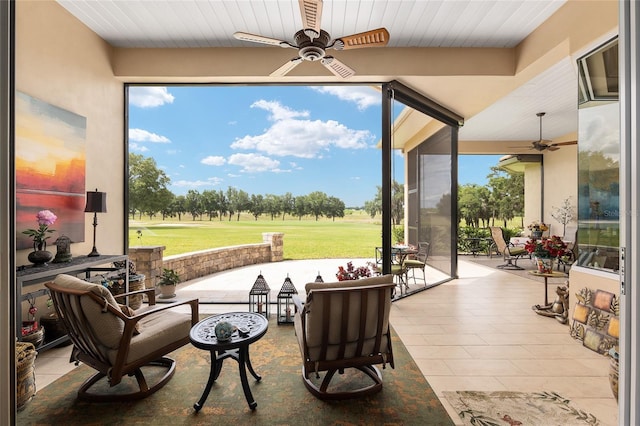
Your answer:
(128, 85), (501, 207)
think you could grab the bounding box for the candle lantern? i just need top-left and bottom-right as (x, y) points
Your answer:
(249, 273), (270, 319)
(277, 275), (298, 325)
(314, 272), (324, 283)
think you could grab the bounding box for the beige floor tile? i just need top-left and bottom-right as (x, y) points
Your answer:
(462, 345), (536, 359)
(444, 358), (524, 376)
(423, 333), (488, 346)
(414, 359), (454, 376)
(406, 345), (473, 360)
(511, 359), (609, 377)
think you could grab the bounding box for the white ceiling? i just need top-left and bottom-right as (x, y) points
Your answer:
(56, 0), (582, 150)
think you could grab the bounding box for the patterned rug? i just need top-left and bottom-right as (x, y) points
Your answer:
(18, 320), (454, 425)
(443, 390), (600, 426)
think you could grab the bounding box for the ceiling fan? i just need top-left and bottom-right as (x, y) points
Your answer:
(528, 112), (577, 151)
(232, 0), (389, 78)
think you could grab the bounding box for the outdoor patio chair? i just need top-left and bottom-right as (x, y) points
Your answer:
(403, 241), (429, 285)
(489, 226), (529, 270)
(292, 274), (395, 400)
(373, 246), (408, 294)
(45, 273), (199, 402)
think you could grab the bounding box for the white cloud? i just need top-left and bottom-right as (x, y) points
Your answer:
(128, 142), (149, 152)
(129, 87), (175, 108)
(311, 86), (381, 110)
(129, 128), (171, 143)
(173, 176), (223, 188)
(227, 153), (282, 173)
(201, 156), (226, 166)
(232, 119), (372, 158)
(251, 99), (310, 121)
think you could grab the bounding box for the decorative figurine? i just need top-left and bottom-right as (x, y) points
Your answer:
(214, 321), (237, 342)
(53, 235), (72, 263)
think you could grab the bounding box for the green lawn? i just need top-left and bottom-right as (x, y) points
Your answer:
(129, 211), (383, 259)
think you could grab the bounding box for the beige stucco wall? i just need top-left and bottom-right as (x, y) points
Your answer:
(15, 0), (124, 266)
(523, 162), (543, 227)
(542, 146), (578, 236)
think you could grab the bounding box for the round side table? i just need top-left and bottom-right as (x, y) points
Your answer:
(190, 312), (268, 411)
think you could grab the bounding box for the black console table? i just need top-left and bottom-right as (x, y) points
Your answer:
(16, 254), (129, 352)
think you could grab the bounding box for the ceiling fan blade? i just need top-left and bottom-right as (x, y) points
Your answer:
(299, 0), (323, 39)
(550, 141), (578, 147)
(547, 146), (560, 151)
(270, 57), (304, 77)
(321, 56), (355, 78)
(233, 31), (293, 48)
(333, 28), (390, 50)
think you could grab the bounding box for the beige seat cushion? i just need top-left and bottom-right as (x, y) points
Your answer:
(53, 274), (126, 349)
(106, 307), (192, 365)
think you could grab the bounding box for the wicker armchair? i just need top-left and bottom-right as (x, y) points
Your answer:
(45, 273), (198, 402)
(292, 274), (395, 400)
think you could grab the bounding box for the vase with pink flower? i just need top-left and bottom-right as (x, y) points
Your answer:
(23, 209), (57, 266)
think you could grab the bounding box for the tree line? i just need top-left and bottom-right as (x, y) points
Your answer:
(129, 153), (522, 225)
(129, 153), (350, 221)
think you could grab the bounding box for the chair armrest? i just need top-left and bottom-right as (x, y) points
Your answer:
(292, 294), (304, 313)
(113, 297), (200, 343)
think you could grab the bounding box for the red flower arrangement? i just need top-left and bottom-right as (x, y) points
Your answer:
(336, 261), (372, 281)
(524, 235), (568, 258)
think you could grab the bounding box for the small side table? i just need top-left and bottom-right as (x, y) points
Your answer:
(527, 270), (568, 306)
(190, 312), (268, 411)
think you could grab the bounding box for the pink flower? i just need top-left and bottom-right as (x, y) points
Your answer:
(23, 209), (57, 245)
(36, 210), (57, 226)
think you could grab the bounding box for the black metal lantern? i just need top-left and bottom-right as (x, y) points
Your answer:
(314, 272), (324, 283)
(277, 275), (298, 325)
(249, 273), (270, 319)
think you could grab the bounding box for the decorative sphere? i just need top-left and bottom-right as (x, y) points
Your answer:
(214, 321), (236, 341)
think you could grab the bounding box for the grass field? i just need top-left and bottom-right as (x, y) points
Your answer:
(129, 210), (383, 259)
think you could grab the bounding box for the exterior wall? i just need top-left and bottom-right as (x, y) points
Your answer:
(542, 147), (578, 236)
(524, 163), (542, 227)
(15, 0), (124, 266)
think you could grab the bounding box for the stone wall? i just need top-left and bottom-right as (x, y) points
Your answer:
(128, 233), (284, 286)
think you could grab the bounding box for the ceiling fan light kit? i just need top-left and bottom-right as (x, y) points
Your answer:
(233, 0), (389, 78)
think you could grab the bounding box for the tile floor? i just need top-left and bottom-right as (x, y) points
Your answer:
(33, 258), (619, 425)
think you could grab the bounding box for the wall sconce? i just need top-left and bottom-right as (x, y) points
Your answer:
(84, 188), (107, 257)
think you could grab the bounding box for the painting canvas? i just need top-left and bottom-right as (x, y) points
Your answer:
(15, 92), (86, 251)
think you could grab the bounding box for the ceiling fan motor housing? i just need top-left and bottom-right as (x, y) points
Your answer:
(295, 29), (331, 61)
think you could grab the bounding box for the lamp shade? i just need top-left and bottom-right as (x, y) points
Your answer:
(84, 190), (107, 213)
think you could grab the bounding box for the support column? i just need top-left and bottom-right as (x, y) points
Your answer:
(262, 233), (284, 262)
(128, 246), (165, 288)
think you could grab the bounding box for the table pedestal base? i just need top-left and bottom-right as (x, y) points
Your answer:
(194, 346), (262, 411)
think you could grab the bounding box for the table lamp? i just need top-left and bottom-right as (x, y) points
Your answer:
(84, 189), (107, 257)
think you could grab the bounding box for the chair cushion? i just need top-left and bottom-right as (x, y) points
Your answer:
(105, 307), (192, 365)
(53, 274), (126, 349)
(509, 247), (527, 256)
(403, 259), (425, 267)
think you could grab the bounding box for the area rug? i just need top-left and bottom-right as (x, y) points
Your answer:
(18, 320), (455, 425)
(443, 390), (600, 426)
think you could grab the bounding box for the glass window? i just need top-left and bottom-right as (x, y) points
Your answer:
(576, 39), (620, 272)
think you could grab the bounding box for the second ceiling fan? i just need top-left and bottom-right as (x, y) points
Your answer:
(233, 0), (389, 78)
(528, 112), (577, 152)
